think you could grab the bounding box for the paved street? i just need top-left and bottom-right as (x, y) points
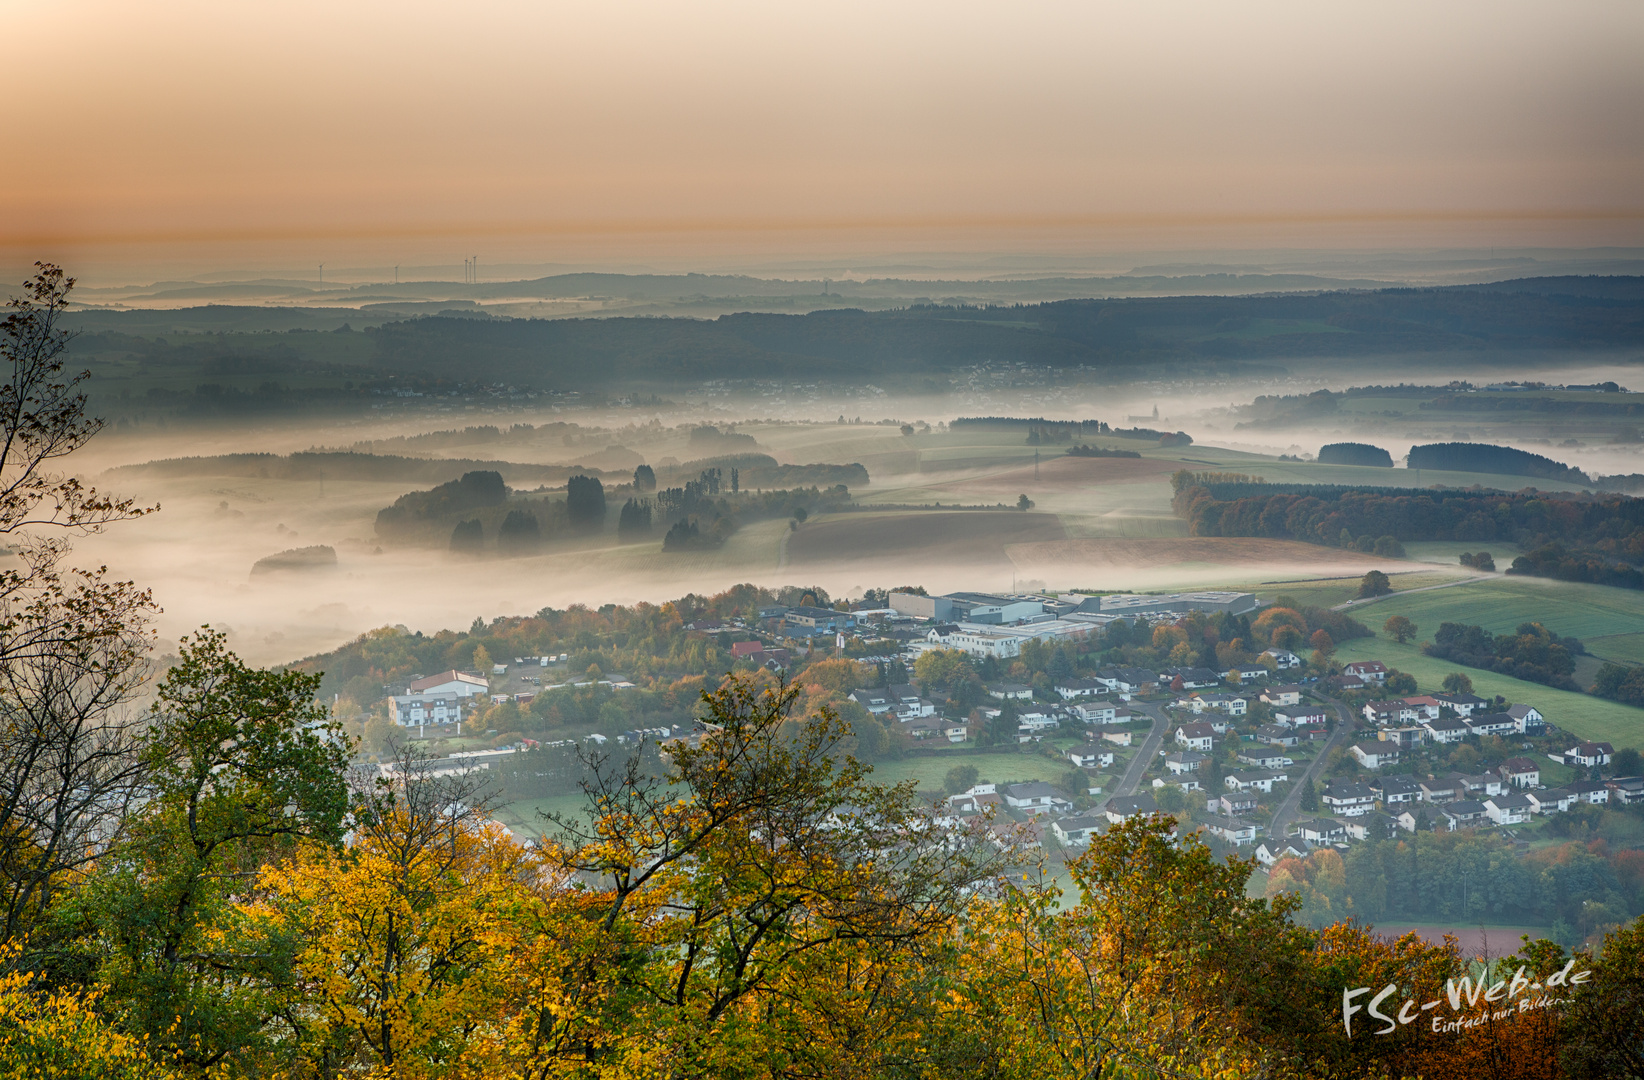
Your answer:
(1105, 701), (1168, 804)
(1266, 694), (1355, 839)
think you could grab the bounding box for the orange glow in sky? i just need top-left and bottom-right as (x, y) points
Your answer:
(3, 0), (1641, 275)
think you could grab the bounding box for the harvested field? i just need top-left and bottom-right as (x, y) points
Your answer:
(946, 454), (1182, 496)
(785, 511), (1068, 579)
(1005, 537), (1406, 583)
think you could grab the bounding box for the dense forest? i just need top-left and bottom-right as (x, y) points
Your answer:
(1171, 474), (1644, 588)
(1319, 442), (1394, 467)
(1408, 442), (1591, 484)
(66, 277), (1644, 398)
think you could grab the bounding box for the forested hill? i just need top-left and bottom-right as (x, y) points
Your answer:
(66, 277), (1644, 393)
(359, 279), (1644, 385)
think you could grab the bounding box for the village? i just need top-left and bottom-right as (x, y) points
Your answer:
(374, 587), (1644, 864)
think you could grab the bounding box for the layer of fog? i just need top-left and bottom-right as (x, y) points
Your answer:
(58, 361), (1644, 668)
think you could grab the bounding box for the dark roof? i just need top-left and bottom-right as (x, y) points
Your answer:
(1005, 781), (1061, 799)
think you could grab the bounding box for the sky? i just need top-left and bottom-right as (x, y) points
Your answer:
(3, 0), (1642, 280)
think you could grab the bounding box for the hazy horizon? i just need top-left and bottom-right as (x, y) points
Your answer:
(6, 1), (1643, 284)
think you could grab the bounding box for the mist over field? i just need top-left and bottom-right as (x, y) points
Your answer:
(53, 336), (1641, 667)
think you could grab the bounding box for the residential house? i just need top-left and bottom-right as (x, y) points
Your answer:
(1380, 726), (1426, 750)
(1101, 667), (1161, 694)
(1505, 752), (1538, 789)
(389, 694), (473, 727)
(1069, 748), (1114, 770)
(1606, 776), (1644, 805)
(1294, 818), (1347, 844)
(1101, 729), (1134, 747)
(1237, 748), (1294, 769)
(1562, 742), (1614, 768)
(1396, 808), (1441, 832)
(1222, 663), (1270, 683)
(1257, 724), (1300, 747)
(1273, 707), (1329, 728)
(1262, 648), (1303, 670)
(1346, 811), (1399, 841)
(1200, 814), (1258, 846)
(1003, 782), (1069, 815)
(1447, 772), (1503, 799)
(903, 716), (949, 741)
(1527, 788), (1574, 815)
(1326, 674), (1368, 693)
(1016, 711), (1059, 734)
(1420, 778), (1463, 805)
(1050, 814), (1104, 847)
(1175, 723), (1217, 751)
(1053, 678), (1105, 700)
(946, 786), (1002, 814)
(886, 684), (934, 716)
(1364, 700), (1416, 725)
(1351, 741), (1399, 769)
(1226, 768), (1287, 793)
(1165, 751), (1208, 775)
(1200, 693), (1249, 716)
(1443, 800), (1490, 828)
(1422, 717), (1470, 745)
(1322, 782), (1378, 817)
(1433, 692), (1488, 717)
(1343, 660), (1389, 683)
(1164, 666), (1222, 689)
(1401, 696), (1443, 721)
(1567, 780), (1610, 806)
(1484, 793), (1534, 825)
(988, 683), (1034, 701)
(1374, 774), (1423, 806)
(1219, 792), (1258, 816)
(1255, 839), (1313, 866)
(1260, 684), (1304, 707)
(848, 688), (894, 714)
(1506, 704), (1546, 733)
(1466, 713), (1518, 739)
(1104, 794), (1160, 824)
(1072, 701), (1123, 723)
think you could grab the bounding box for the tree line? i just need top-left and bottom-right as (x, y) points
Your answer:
(1172, 474), (1644, 588)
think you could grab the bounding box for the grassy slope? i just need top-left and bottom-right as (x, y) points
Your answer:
(1332, 635), (1644, 749)
(1345, 575), (1644, 654)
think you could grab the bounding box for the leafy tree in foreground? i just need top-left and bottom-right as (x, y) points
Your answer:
(84, 630), (352, 1070)
(0, 265), (155, 946)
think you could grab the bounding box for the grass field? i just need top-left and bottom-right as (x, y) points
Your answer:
(1239, 570), (1472, 609)
(493, 794), (594, 838)
(1331, 637), (1644, 749)
(863, 751), (1074, 792)
(1341, 575), (1644, 651)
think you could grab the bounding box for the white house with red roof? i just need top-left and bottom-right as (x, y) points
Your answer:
(1343, 660), (1388, 683)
